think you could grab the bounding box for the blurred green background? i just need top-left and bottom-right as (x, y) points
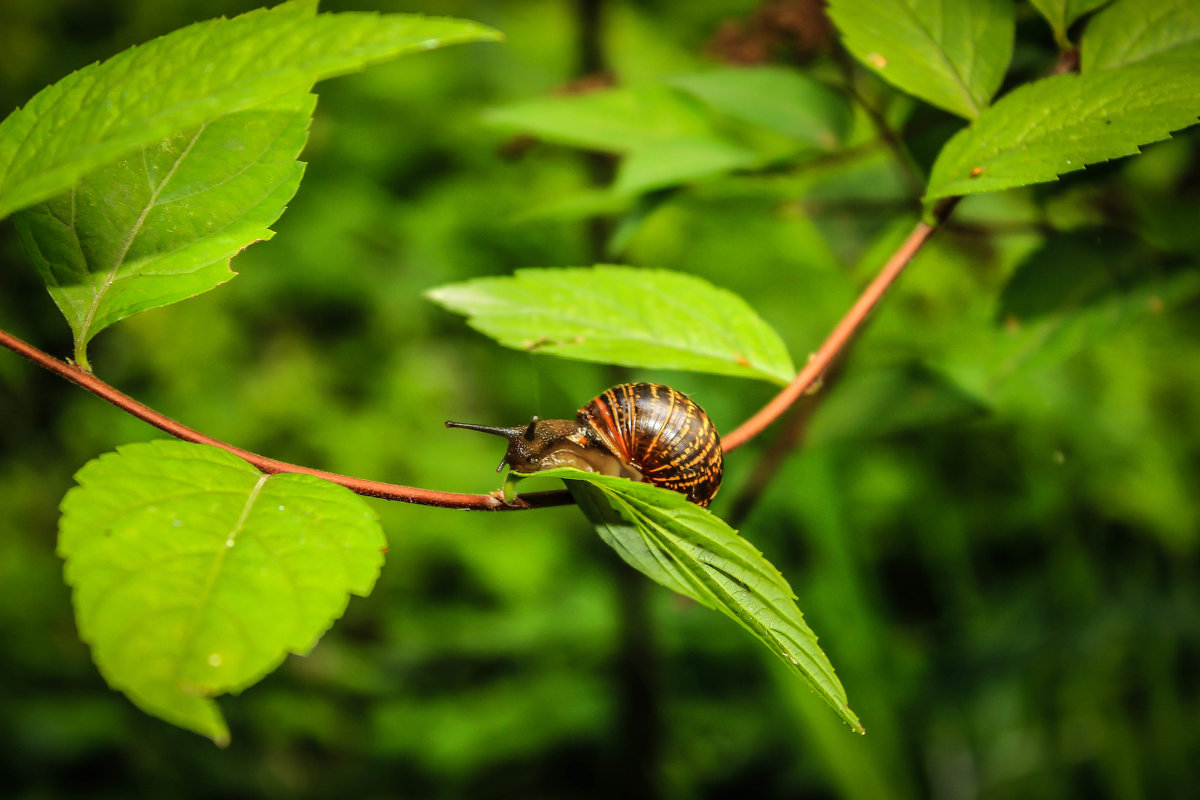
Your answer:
(1, 1), (1198, 797)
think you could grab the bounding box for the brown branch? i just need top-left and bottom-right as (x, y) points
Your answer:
(723, 196), (960, 453)
(0, 328), (571, 511)
(1, 198), (959, 509)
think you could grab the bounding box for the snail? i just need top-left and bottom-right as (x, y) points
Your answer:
(446, 383), (723, 507)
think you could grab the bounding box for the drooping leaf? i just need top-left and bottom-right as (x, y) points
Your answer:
(924, 62), (1200, 202)
(0, 1), (501, 220)
(826, 0), (1014, 119)
(483, 85), (716, 154)
(1028, 0), (1110, 47)
(1081, 0), (1200, 72)
(59, 440), (386, 745)
(667, 67), (854, 149)
(511, 468), (861, 733)
(426, 265), (797, 384)
(14, 93), (314, 368)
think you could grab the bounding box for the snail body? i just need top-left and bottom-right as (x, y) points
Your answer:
(446, 383), (723, 507)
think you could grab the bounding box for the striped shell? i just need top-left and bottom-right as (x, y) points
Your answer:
(578, 383), (723, 507)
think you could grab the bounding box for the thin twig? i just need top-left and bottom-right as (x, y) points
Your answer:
(723, 196), (960, 452)
(0, 328), (571, 511)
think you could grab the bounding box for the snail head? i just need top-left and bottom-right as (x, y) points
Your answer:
(445, 416), (586, 473)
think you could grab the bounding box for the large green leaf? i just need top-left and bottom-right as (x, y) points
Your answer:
(924, 62), (1200, 202)
(59, 441), (386, 745)
(1028, 0), (1110, 47)
(0, 1), (500, 220)
(513, 468), (861, 733)
(826, 0), (1014, 119)
(426, 265), (797, 384)
(1081, 0), (1200, 71)
(13, 93), (313, 368)
(667, 67), (854, 149)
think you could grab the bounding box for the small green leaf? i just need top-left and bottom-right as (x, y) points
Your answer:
(1082, 0), (1200, 72)
(59, 441), (385, 744)
(925, 62), (1200, 202)
(483, 85), (715, 154)
(514, 468), (861, 733)
(426, 265), (797, 384)
(613, 138), (761, 195)
(667, 67), (854, 149)
(14, 93), (314, 368)
(1028, 0), (1110, 48)
(827, 0), (1014, 119)
(0, 2), (501, 220)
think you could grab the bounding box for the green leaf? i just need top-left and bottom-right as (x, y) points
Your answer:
(515, 468), (861, 733)
(483, 85), (716, 154)
(13, 93), (314, 368)
(613, 138), (762, 195)
(1082, 0), (1200, 72)
(0, 1), (501, 220)
(924, 62), (1200, 202)
(826, 0), (1014, 119)
(982, 229), (1200, 389)
(1028, 0), (1110, 48)
(426, 265), (797, 384)
(667, 67), (854, 149)
(59, 440), (385, 745)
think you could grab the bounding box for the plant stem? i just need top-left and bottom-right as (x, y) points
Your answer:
(0, 328), (570, 511)
(722, 196), (960, 453)
(0, 199), (959, 509)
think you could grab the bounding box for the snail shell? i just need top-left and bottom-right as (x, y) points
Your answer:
(446, 382), (723, 507)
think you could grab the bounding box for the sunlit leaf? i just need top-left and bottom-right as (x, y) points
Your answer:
(1081, 0), (1200, 71)
(0, 1), (501, 220)
(827, 0), (1014, 119)
(59, 441), (385, 745)
(13, 93), (313, 367)
(427, 265), (796, 384)
(511, 468), (862, 733)
(925, 63), (1200, 202)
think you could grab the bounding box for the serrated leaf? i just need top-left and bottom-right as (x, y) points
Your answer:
(0, 1), (501, 220)
(667, 67), (854, 149)
(512, 468), (860, 733)
(59, 441), (385, 745)
(1028, 0), (1110, 47)
(483, 85), (715, 154)
(1082, 0), (1200, 72)
(426, 265), (797, 385)
(925, 63), (1200, 202)
(827, 0), (1014, 119)
(13, 93), (313, 368)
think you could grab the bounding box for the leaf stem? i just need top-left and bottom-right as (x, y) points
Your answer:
(722, 196), (960, 453)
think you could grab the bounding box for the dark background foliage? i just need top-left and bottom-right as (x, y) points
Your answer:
(1, 1), (1198, 798)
